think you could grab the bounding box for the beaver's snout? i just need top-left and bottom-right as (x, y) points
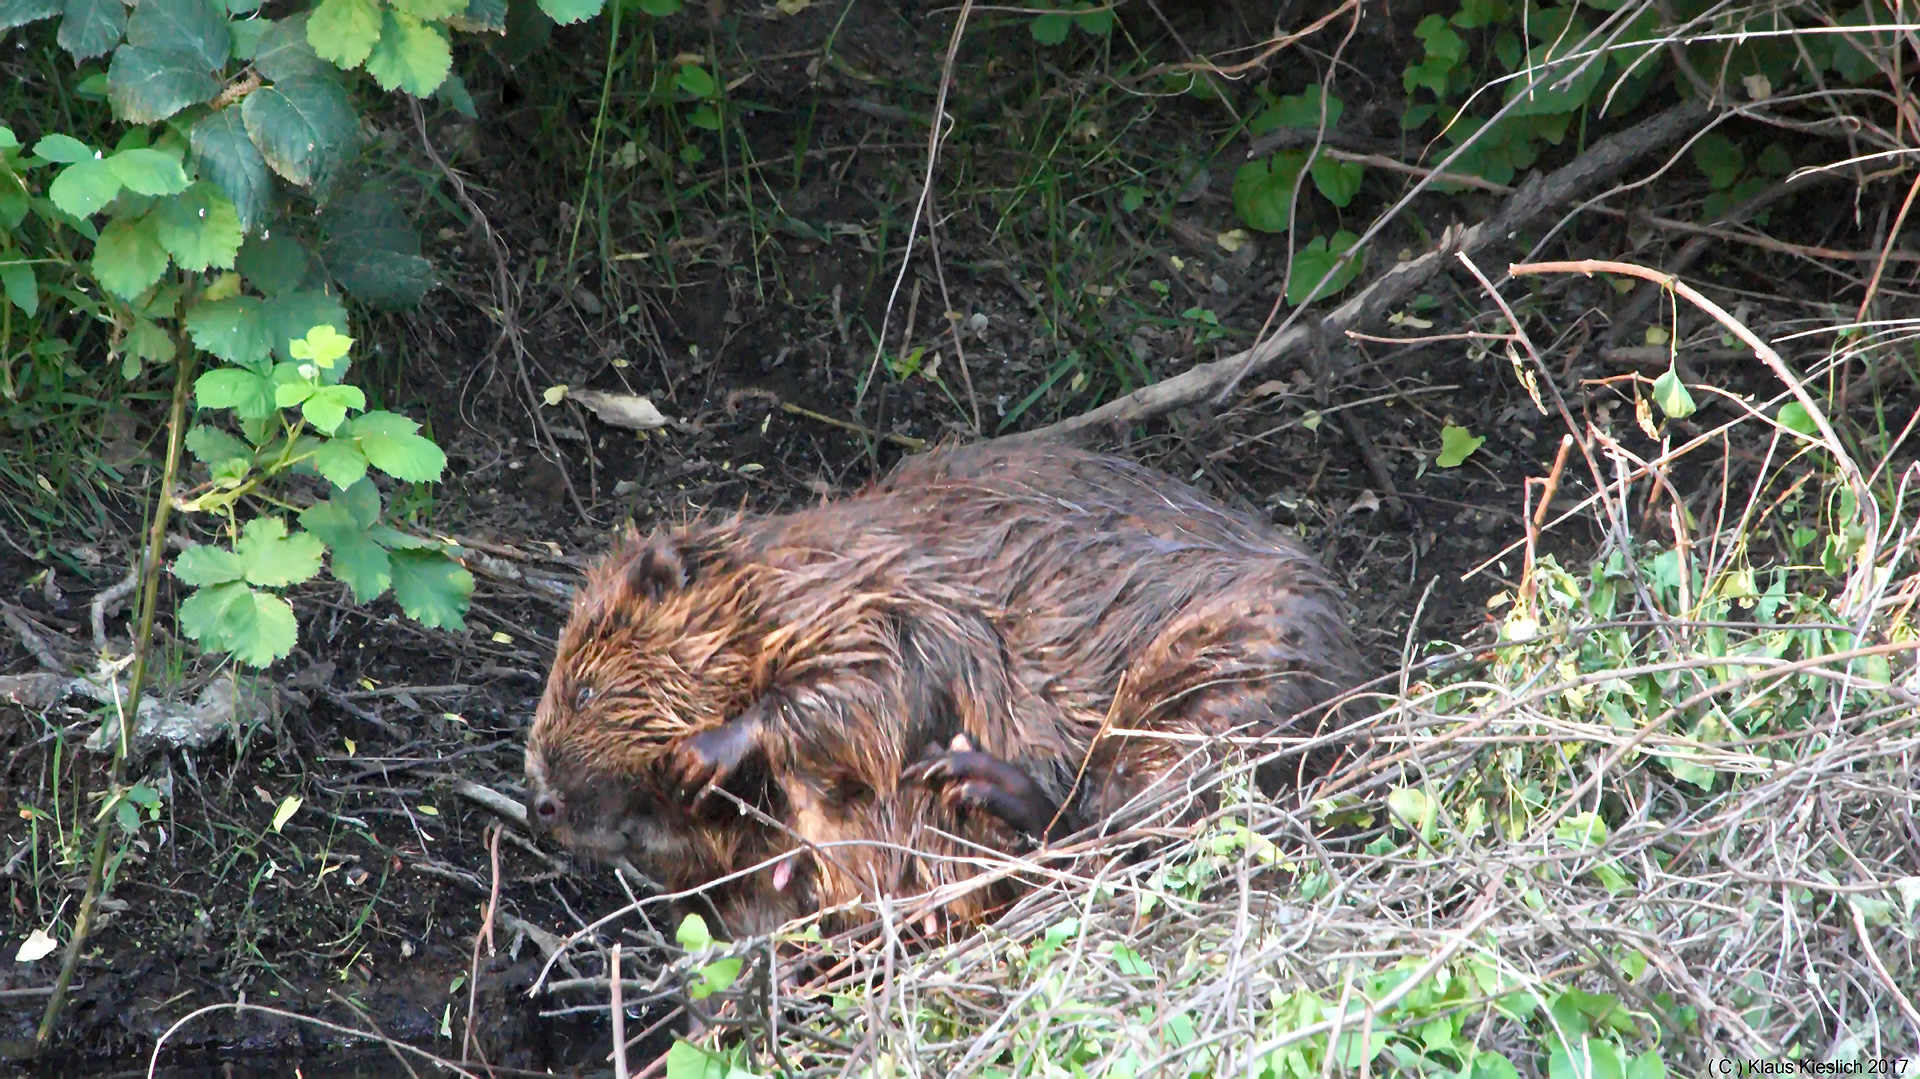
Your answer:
(526, 789), (564, 837)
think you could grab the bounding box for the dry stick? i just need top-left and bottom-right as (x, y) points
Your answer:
(610, 943), (630, 1079)
(1518, 434), (1575, 609)
(1002, 98), (1712, 445)
(37, 347), (195, 1050)
(1507, 258), (1879, 620)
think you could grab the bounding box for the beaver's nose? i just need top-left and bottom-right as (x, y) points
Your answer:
(526, 791), (564, 836)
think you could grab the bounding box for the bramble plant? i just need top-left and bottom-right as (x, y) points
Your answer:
(171, 324), (472, 668)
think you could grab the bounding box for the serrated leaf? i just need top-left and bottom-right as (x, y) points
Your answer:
(300, 495), (391, 600)
(1652, 367), (1695, 419)
(1231, 151), (1307, 233)
(299, 383), (365, 432)
(185, 295), (271, 371)
(391, 0), (464, 19)
(241, 75), (359, 190)
(364, 10), (450, 98)
(536, 0), (600, 23)
(236, 233), (316, 295)
(189, 110), (273, 232)
(1436, 424), (1484, 468)
(173, 542), (246, 585)
(32, 133), (94, 162)
(178, 581), (298, 666)
(186, 423), (253, 465)
(107, 147), (191, 195)
(113, 89), (196, 159)
(49, 158), (124, 219)
(289, 323), (352, 366)
(194, 367), (276, 418)
(1, 262), (38, 316)
(93, 214), (170, 299)
(154, 182), (243, 271)
(307, 0), (380, 68)
(1690, 132), (1743, 190)
(127, 316), (175, 367)
(1286, 230), (1365, 305)
(263, 290), (350, 362)
(0, 0), (61, 30)
(58, 0), (126, 62)
(252, 13), (329, 80)
(351, 410), (445, 481)
(234, 516), (325, 587)
(390, 549), (470, 629)
(322, 181), (432, 308)
(126, 0), (227, 68)
(305, 433), (370, 490)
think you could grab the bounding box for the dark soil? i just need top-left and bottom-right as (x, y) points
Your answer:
(4, 0), (1899, 1075)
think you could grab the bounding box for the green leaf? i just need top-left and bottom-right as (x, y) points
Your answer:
(1, 262), (38, 316)
(674, 62), (714, 98)
(322, 181), (433, 308)
(635, 0), (676, 13)
(185, 295), (272, 371)
(236, 233), (317, 295)
(1231, 151), (1307, 233)
(306, 433), (370, 490)
(1254, 86), (1344, 133)
(32, 133), (95, 162)
(675, 913), (714, 951)
(126, 0), (228, 68)
(1286, 230), (1365, 305)
(306, 0), (381, 68)
(194, 367), (276, 419)
(252, 13), (330, 80)
(107, 44), (219, 121)
(350, 410), (445, 481)
(234, 516), (325, 587)
(1071, 4), (1111, 35)
(107, 147), (191, 196)
(289, 323), (352, 366)
(177, 581), (298, 666)
(189, 110), (273, 232)
(241, 75), (359, 190)
(299, 496), (391, 601)
(435, 70), (476, 118)
(185, 423), (253, 465)
(172, 542), (246, 585)
(536, 0), (600, 24)
(1436, 424), (1484, 467)
(364, 9), (450, 96)
(93, 214), (171, 299)
(390, 549), (471, 629)
(391, 0), (465, 19)
(1690, 132), (1743, 190)
(58, 0), (127, 62)
(690, 957), (741, 1000)
(1776, 401), (1818, 437)
(127, 316), (176, 368)
(1651, 367), (1695, 419)
(1308, 154), (1363, 207)
(1029, 11), (1067, 44)
(0, 0), (63, 32)
(49, 158), (124, 219)
(298, 383), (366, 432)
(263, 290), (350, 362)
(154, 182), (243, 271)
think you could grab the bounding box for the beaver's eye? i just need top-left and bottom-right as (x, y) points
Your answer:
(574, 685), (595, 710)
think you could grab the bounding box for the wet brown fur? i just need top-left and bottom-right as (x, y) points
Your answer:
(523, 441), (1366, 939)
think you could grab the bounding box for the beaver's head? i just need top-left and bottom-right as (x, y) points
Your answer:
(523, 526), (770, 880)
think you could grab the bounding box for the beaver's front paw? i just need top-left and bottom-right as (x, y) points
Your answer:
(669, 719), (761, 807)
(903, 734), (1061, 842)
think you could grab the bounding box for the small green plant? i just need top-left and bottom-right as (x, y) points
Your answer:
(1231, 89), (1369, 306)
(1028, 2), (1114, 46)
(170, 323), (469, 667)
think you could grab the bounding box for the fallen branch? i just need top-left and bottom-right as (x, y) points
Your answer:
(1002, 97), (1712, 445)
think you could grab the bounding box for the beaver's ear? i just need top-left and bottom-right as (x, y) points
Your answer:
(626, 537), (692, 601)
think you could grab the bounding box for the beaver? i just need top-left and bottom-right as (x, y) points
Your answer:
(522, 440), (1365, 939)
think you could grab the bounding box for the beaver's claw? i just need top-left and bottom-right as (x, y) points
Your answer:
(903, 736), (1061, 841)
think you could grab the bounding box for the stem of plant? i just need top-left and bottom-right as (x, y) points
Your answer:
(36, 343), (197, 1050)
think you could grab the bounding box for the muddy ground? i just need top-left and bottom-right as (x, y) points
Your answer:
(2, 0), (1893, 1074)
